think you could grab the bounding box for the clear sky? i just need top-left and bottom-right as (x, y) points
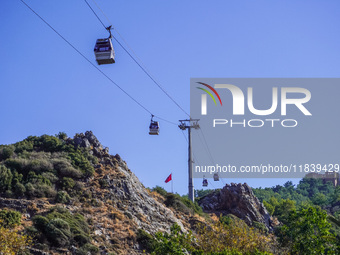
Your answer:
(1, 0), (340, 195)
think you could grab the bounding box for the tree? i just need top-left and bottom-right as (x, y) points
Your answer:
(0, 165), (13, 192)
(279, 206), (336, 254)
(273, 199), (296, 224)
(152, 223), (193, 255)
(312, 193), (328, 207)
(284, 181), (294, 189)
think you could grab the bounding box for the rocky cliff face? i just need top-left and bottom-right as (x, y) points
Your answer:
(0, 131), (187, 255)
(198, 183), (274, 231)
(72, 131), (185, 233)
(0, 131), (276, 254)
(61, 131), (185, 254)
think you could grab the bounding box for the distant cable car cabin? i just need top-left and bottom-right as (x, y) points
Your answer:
(94, 38), (115, 65)
(213, 173), (219, 181)
(149, 115), (160, 135)
(94, 26), (115, 65)
(203, 178), (208, 187)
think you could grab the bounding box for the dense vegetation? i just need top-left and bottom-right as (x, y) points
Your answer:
(28, 206), (97, 254)
(0, 133), (97, 201)
(138, 217), (276, 255)
(252, 179), (340, 254)
(0, 133), (99, 254)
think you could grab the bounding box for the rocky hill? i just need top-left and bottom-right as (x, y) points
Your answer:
(198, 183), (275, 231)
(0, 131), (279, 255)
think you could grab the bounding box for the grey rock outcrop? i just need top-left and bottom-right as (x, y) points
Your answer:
(198, 183), (273, 231)
(71, 131), (186, 237)
(108, 163), (185, 234)
(72, 131), (109, 158)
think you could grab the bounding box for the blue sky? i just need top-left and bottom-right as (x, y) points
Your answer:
(1, 0), (340, 195)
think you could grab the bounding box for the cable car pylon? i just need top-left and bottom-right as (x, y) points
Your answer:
(179, 119), (200, 202)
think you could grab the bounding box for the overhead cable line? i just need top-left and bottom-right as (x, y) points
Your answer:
(90, 0), (112, 27)
(90, 0), (149, 74)
(197, 129), (215, 166)
(84, 0), (106, 29)
(199, 127), (226, 185)
(156, 116), (178, 126)
(84, 0), (191, 118)
(20, 0), (174, 125)
(208, 179), (216, 189)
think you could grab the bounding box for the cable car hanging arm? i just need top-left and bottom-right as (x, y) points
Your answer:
(106, 25), (112, 39)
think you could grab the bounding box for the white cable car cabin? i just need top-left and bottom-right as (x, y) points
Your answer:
(202, 178), (208, 187)
(94, 38), (115, 65)
(213, 173), (219, 181)
(149, 121), (160, 135)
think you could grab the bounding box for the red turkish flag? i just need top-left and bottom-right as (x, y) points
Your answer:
(165, 174), (172, 183)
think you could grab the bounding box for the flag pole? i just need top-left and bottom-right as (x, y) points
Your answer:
(171, 172), (173, 193)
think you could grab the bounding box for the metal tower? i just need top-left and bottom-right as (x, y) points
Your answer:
(179, 119), (200, 202)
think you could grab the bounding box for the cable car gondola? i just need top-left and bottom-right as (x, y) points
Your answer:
(202, 177), (208, 187)
(94, 26), (115, 65)
(149, 115), (160, 135)
(213, 173), (219, 181)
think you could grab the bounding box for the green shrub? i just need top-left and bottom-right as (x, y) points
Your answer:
(0, 145), (15, 160)
(74, 233), (90, 246)
(252, 221), (267, 233)
(76, 243), (99, 255)
(41, 172), (58, 183)
(46, 207), (90, 237)
(33, 215), (49, 232)
(56, 191), (71, 204)
(137, 229), (156, 251)
(152, 186), (167, 197)
(61, 177), (75, 191)
(38, 135), (63, 152)
(33, 207), (91, 249)
(25, 183), (35, 198)
(53, 159), (83, 179)
(0, 165), (13, 192)
(46, 218), (72, 247)
(219, 215), (232, 226)
(57, 132), (68, 140)
(180, 196), (204, 215)
(165, 193), (190, 215)
(25, 183), (56, 198)
(67, 151), (94, 177)
(4, 158), (28, 175)
(27, 171), (52, 186)
(0, 209), (21, 228)
(27, 159), (53, 174)
(152, 223), (194, 255)
(12, 171), (23, 185)
(87, 154), (99, 165)
(14, 182), (26, 197)
(25, 225), (40, 237)
(14, 139), (34, 153)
